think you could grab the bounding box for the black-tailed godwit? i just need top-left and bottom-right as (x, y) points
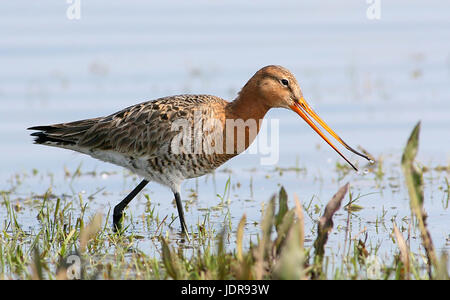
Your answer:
(28, 65), (371, 232)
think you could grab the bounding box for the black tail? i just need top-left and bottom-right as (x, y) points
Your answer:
(28, 126), (77, 146)
(28, 118), (100, 147)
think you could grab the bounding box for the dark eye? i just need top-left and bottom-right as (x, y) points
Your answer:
(281, 79), (289, 86)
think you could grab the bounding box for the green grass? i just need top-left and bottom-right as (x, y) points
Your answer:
(0, 123), (449, 280)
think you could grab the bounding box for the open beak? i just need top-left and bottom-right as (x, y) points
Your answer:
(289, 97), (372, 171)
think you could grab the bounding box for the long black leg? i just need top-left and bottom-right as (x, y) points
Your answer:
(174, 192), (188, 232)
(113, 179), (149, 231)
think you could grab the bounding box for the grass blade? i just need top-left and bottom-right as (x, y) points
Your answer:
(314, 183), (349, 262)
(400, 121), (437, 277)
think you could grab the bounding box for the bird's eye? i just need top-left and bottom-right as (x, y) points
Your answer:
(281, 79), (289, 86)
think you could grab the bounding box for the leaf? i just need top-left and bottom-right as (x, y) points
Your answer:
(272, 222), (306, 280)
(217, 228), (227, 280)
(344, 204), (364, 212)
(260, 196), (275, 256)
(275, 187), (288, 229)
(393, 222), (409, 278)
(274, 210), (295, 252)
(314, 183), (349, 260)
(400, 121), (437, 276)
(161, 238), (179, 279)
(293, 193), (305, 250)
(236, 214), (246, 262)
(31, 246), (43, 280)
(401, 121), (424, 210)
(254, 196), (275, 279)
(79, 213), (103, 252)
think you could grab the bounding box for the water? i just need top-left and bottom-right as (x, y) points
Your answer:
(0, 0), (449, 260)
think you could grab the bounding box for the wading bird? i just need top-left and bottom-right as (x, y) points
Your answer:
(28, 65), (371, 232)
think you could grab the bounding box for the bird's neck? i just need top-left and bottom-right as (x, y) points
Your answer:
(221, 87), (270, 155)
(226, 89), (269, 124)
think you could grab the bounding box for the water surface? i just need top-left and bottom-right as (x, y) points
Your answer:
(1, 0), (449, 262)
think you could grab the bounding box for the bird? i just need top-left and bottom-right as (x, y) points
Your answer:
(28, 65), (371, 232)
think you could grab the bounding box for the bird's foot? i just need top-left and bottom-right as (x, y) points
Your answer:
(179, 219), (191, 242)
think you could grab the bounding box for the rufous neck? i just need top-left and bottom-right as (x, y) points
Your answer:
(227, 89), (269, 123)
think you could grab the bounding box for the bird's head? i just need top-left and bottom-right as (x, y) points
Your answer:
(244, 65), (372, 170)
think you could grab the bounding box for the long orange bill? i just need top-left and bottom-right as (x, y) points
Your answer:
(289, 98), (371, 171)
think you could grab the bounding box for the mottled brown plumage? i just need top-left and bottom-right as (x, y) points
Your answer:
(28, 65), (370, 232)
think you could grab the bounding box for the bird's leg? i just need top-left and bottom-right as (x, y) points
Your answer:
(113, 179), (149, 232)
(174, 192), (188, 232)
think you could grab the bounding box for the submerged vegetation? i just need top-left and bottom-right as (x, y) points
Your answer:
(0, 122), (448, 280)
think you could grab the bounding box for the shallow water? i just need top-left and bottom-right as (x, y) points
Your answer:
(1, 0), (449, 263)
